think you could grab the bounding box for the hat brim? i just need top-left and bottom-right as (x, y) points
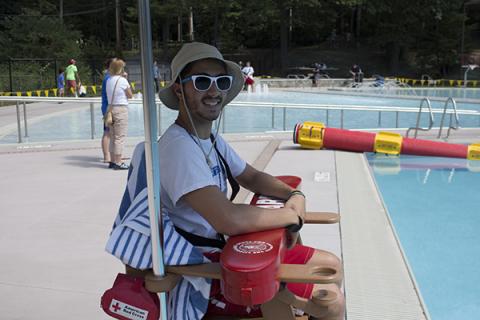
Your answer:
(159, 60), (244, 110)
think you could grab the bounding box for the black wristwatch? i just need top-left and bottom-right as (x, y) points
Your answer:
(286, 215), (304, 233)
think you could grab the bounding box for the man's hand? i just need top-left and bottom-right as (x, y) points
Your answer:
(284, 192), (306, 248)
(285, 192), (306, 224)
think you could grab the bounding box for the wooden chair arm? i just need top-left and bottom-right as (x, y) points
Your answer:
(278, 264), (341, 284)
(305, 212), (339, 224)
(144, 262), (341, 293)
(167, 263), (340, 284)
(166, 263), (222, 279)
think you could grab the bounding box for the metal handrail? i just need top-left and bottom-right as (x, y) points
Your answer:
(1, 96), (479, 143)
(406, 98), (434, 138)
(437, 97), (460, 139)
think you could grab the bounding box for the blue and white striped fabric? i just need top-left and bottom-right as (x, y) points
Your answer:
(105, 142), (212, 320)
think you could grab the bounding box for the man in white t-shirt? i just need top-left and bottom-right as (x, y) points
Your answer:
(155, 42), (345, 319)
(241, 61), (255, 91)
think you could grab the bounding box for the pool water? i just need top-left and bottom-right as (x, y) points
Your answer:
(368, 154), (480, 320)
(1, 91), (479, 144)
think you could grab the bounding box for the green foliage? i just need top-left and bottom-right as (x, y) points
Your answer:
(360, 0), (465, 76)
(290, 0), (338, 45)
(0, 60), (57, 92)
(0, 0), (477, 80)
(413, 0), (465, 76)
(0, 8), (82, 60)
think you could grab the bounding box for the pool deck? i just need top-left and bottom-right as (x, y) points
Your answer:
(1, 101), (479, 319)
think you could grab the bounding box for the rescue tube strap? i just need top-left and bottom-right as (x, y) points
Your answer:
(174, 226), (226, 249)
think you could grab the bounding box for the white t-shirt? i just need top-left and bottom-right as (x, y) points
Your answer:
(159, 124), (246, 239)
(242, 66), (254, 77)
(106, 75), (130, 106)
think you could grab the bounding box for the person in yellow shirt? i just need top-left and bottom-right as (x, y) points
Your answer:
(65, 59), (81, 97)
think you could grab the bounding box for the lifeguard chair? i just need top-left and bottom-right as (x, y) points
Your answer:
(102, 143), (342, 320)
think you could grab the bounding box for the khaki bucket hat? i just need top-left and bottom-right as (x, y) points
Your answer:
(158, 42), (244, 110)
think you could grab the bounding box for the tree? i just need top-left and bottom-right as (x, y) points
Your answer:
(361, 0), (465, 76)
(413, 0), (465, 77)
(0, 8), (82, 60)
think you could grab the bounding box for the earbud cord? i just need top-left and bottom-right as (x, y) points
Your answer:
(178, 75), (223, 168)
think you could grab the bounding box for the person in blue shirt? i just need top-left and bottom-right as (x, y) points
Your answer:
(101, 58), (113, 165)
(153, 60), (160, 93)
(57, 68), (65, 98)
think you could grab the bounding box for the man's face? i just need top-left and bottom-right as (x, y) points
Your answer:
(176, 59), (228, 123)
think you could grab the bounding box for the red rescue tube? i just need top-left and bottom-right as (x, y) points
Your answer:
(323, 127), (376, 152)
(401, 138), (468, 158)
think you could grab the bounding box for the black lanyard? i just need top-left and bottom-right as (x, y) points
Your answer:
(210, 134), (239, 202)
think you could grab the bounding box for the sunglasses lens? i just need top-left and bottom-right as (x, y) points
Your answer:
(194, 76), (212, 91)
(216, 76), (232, 91)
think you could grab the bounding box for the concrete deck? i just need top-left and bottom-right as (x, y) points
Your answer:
(0, 131), (428, 320)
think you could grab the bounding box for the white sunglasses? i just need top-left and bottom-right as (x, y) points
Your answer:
(181, 75), (233, 92)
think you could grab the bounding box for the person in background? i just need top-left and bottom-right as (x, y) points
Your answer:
(65, 59), (80, 97)
(106, 58), (133, 170)
(242, 61), (255, 91)
(153, 60), (160, 93)
(101, 58), (113, 165)
(349, 64), (363, 84)
(57, 68), (65, 98)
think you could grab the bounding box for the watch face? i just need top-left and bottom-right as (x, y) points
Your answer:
(286, 222), (302, 233)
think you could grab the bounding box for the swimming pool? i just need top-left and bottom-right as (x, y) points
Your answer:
(333, 86), (480, 100)
(1, 91), (479, 144)
(368, 154), (480, 320)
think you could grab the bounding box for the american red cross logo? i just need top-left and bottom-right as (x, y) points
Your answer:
(112, 302), (121, 312)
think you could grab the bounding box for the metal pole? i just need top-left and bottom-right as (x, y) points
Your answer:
(326, 109), (329, 127)
(90, 103), (95, 139)
(378, 111), (382, 127)
(16, 102), (22, 143)
(137, 1), (168, 319)
(283, 107), (286, 131)
(115, 0), (121, 53)
(189, 7), (194, 41)
(157, 103), (161, 136)
(59, 0), (63, 23)
(54, 60), (58, 90)
(340, 109), (344, 129)
(271, 107), (274, 129)
(460, 3), (466, 67)
(23, 102), (28, 137)
(9, 60), (13, 93)
(396, 111), (399, 128)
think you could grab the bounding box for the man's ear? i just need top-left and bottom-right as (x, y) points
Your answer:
(172, 83), (182, 98)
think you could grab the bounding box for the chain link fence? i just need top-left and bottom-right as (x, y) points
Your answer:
(0, 58), (107, 94)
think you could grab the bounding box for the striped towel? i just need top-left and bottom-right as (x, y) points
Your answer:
(105, 142), (211, 320)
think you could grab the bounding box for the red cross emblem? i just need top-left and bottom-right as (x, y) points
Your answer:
(111, 302), (121, 312)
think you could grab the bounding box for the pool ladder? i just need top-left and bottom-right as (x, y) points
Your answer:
(406, 98), (434, 138)
(406, 97), (460, 139)
(437, 97), (460, 140)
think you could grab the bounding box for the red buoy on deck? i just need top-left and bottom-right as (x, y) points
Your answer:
(293, 122), (479, 160)
(401, 138), (468, 158)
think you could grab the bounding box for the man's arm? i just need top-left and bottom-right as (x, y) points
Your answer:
(125, 87), (133, 99)
(236, 164), (293, 199)
(181, 185), (300, 236)
(236, 164), (306, 227)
